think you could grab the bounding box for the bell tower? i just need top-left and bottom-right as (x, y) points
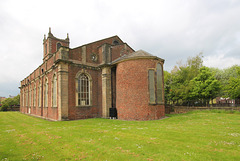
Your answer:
(43, 27), (70, 62)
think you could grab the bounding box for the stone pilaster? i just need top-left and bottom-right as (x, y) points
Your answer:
(102, 44), (111, 64)
(102, 67), (112, 118)
(82, 46), (86, 64)
(58, 62), (69, 120)
(59, 47), (69, 60)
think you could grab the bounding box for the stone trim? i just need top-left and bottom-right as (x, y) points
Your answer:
(58, 62), (69, 120)
(102, 67), (112, 118)
(112, 56), (164, 65)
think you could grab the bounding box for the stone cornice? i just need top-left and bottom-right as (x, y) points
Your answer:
(72, 63), (100, 71)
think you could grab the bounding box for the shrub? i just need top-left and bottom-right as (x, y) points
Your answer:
(0, 104), (9, 111)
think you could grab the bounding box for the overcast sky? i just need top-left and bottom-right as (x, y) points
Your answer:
(0, 0), (240, 97)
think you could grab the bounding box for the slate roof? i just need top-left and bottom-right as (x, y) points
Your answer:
(111, 50), (164, 64)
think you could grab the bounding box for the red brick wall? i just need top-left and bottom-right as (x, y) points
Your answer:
(86, 37), (122, 64)
(50, 39), (69, 54)
(69, 47), (82, 61)
(68, 36), (124, 64)
(111, 44), (134, 61)
(68, 65), (101, 120)
(43, 68), (59, 120)
(116, 59), (165, 120)
(20, 65), (59, 121)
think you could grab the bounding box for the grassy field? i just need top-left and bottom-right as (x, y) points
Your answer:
(0, 111), (240, 161)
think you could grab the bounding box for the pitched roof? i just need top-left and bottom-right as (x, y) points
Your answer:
(111, 50), (164, 64)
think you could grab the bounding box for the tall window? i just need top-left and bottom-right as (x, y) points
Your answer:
(52, 74), (57, 107)
(45, 44), (47, 55)
(77, 73), (91, 106)
(38, 82), (41, 107)
(149, 70), (155, 104)
(26, 89), (28, 107)
(23, 90), (25, 106)
(33, 84), (36, 107)
(29, 86), (32, 107)
(57, 42), (61, 51)
(44, 79), (48, 107)
(148, 63), (164, 104)
(156, 63), (163, 103)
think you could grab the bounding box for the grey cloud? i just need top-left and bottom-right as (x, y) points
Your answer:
(0, 0), (240, 97)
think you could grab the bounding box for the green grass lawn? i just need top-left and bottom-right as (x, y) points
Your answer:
(0, 111), (240, 161)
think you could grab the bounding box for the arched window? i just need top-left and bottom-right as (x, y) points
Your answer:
(33, 84), (36, 107)
(45, 44), (47, 55)
(76, 73), (91, 106)
(29, 87), (31, 114)
(148, 70), (155, 104)
(26, 89), (28, 107)
(38, 81), (41, 107)
(22, 89), (25, 107)
(52, 74), (57, 107)
(57, 42), (62, 51)
(29, 86), (32, 107)
(113, 40), (119, 45)
(148, 63), (164, 104)
(44, 78), (48, 107)
(156, 63), (163, 103)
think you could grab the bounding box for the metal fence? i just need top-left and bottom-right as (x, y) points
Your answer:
(165, 105), (240, 114)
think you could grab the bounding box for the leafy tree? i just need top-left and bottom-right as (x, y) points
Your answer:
(210, 65), (240, 98)
(164, 71), (172, 104)
(13, 95), (20, 105)
(1, 98), (14, 111)
(0, 95), (20, 111)
(225, 66), (240, 101)
(227, 77), (240, 99)
(166, 53), (203, 105)
(190, 67), (221, 106)
(164, 53), (240, 107)
(186, 52), (203, 78)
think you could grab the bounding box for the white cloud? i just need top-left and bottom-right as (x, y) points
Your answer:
(203, 53), (240, 69)
(0, 0), (240, 96)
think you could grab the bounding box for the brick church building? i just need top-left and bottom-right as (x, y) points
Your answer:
(20, 28), (165, 121)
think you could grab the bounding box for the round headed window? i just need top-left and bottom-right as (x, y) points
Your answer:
(113, 40), (119, 45)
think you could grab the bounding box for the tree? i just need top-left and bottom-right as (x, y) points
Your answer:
(210, 65), (240, 98)
(190, 67), (221, 106)
(0, 95), (20, 111)
(166, 53), (204, 105)
(1, 98), (14, 111)
(164, 71), (172, 104)
(227, 77), (240, 99)
(187, 52), (203, 78)
(13, 95), (20, 106)
(225, 66), (240, 101)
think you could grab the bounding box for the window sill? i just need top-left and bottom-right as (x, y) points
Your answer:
(149, 102), (156, 105)
(76, 105), (92, 108)
(149, 102), (165, 105)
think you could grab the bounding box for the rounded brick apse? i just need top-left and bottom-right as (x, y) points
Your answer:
(115, 56), (165, 121)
